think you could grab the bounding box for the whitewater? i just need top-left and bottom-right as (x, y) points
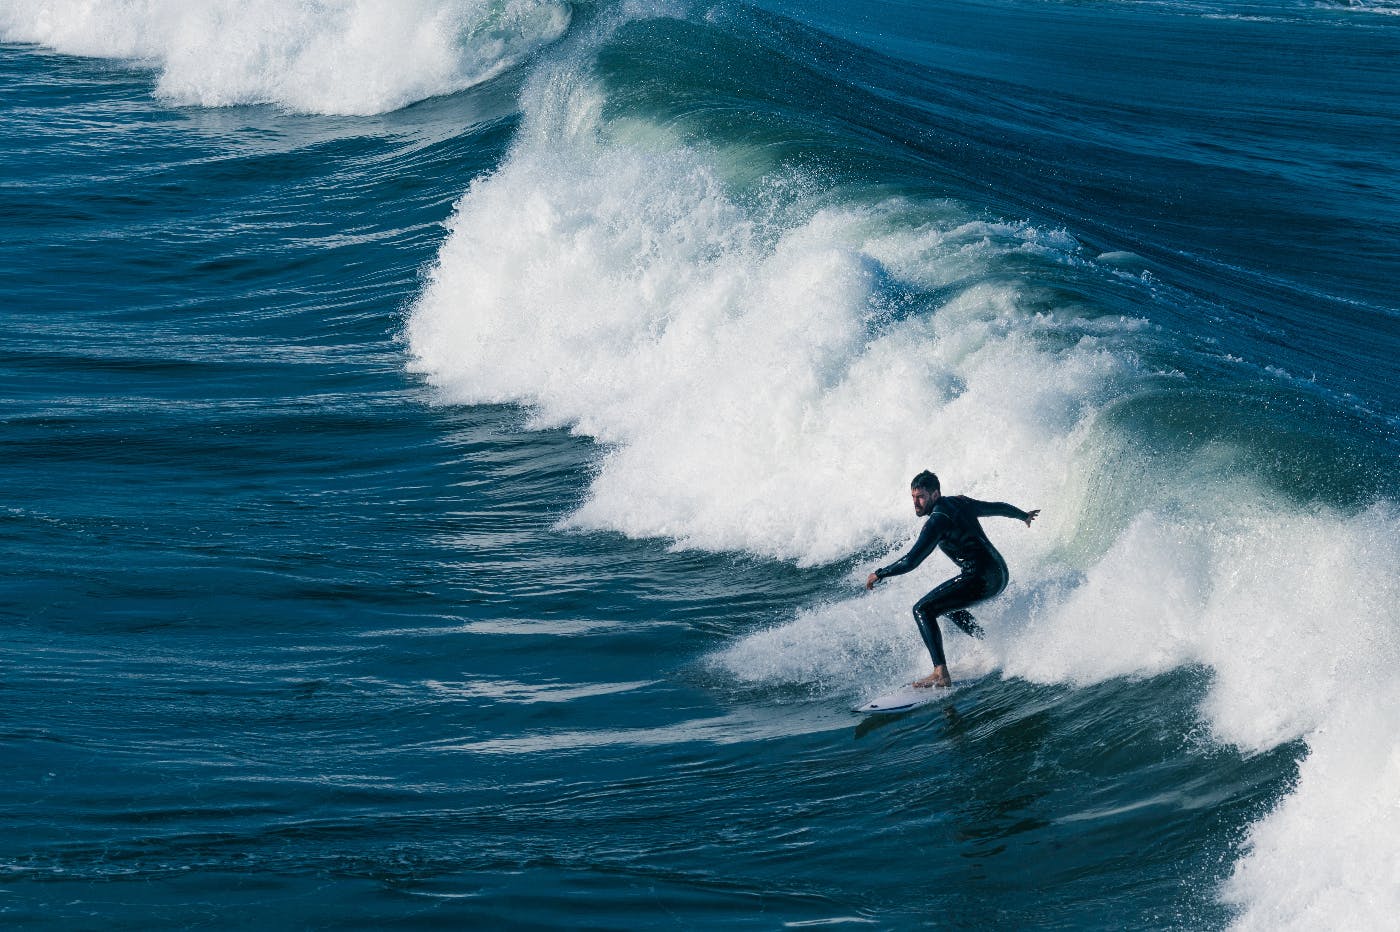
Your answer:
(3, 0), (1397, 928)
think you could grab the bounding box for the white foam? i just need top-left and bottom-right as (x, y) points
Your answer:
(0, 0), (570, 114)
(408, 67), (1132, 563)
(405, 27), (1400, 928)
(1223, 677), (1400, 930)
(1208, 506), (1400, 930)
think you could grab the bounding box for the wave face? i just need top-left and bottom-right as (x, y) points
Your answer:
(4, 0), (1399, 927)
(0, 0), (571, 114)
(408, 3), (1400, 928)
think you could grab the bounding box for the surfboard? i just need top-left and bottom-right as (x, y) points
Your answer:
(855, 683), (955, 714)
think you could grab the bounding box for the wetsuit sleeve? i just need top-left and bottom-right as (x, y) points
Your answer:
(875, 515), (946, 579)
(965, 498), (1030, 521)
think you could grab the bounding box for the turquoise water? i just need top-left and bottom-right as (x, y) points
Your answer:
(3, 1), (1398, 927)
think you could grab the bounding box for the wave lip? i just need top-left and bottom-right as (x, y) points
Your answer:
(0, 0), (571, 115)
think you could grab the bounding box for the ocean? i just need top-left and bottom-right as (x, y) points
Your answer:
(2, 0), (1397, 927)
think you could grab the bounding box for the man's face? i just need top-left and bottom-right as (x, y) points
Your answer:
(911, 486), (935, 517)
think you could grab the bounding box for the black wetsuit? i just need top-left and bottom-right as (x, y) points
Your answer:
(874, 495), (1030, 667)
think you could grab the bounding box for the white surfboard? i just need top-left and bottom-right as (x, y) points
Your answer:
(855, 683), (956, 714)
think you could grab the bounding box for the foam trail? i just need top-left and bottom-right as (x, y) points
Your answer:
(406, 16), (1400, 928)
(0, 0), (570, 114)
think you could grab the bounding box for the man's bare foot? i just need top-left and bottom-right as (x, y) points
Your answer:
(911, 667), (952, 689)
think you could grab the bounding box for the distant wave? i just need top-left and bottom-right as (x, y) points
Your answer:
(0, 0), (571, 114)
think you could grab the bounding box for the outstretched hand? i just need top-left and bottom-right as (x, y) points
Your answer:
(865, 572), (880, 591)
(1024, 509), (1040, 527)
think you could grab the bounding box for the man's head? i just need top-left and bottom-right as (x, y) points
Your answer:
(910, 470), (940, 516)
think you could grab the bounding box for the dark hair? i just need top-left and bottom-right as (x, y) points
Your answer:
(910, 470), (940, 494)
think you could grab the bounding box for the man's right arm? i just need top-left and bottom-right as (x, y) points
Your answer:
(866, 516), (944, 589)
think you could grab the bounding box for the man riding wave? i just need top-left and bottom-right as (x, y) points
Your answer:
(866, 470), (1038, 688)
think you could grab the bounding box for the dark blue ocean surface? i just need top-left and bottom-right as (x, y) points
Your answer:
(3, 1), (1397, 928)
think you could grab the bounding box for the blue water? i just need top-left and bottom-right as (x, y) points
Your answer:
(3, 1), (1398, 928)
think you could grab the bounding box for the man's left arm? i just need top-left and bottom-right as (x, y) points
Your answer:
(968, 497), (1040, 527)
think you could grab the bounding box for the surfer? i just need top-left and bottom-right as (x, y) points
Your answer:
(865, 470), (1038, 688)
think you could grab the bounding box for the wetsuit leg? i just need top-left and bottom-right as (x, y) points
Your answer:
(911, 568), (1007, 666)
